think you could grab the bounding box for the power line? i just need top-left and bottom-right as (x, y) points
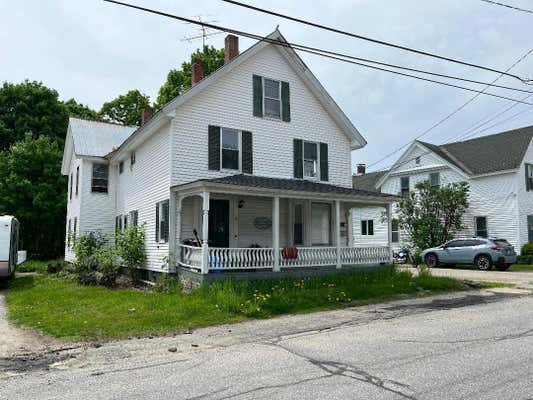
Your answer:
(480, 0), (533, 14)
(103, 0), (533, 105)
(367, 48), (533, 170)
(221, 0), (533, 84)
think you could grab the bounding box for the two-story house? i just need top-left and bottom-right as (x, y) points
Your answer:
(352, 127), (533, 254)
(61, 30), (397, 281)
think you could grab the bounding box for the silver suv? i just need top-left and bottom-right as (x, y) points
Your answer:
(421, 238), (517, 271)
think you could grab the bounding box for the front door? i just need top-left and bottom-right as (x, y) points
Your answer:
(208, 199), (230, 248)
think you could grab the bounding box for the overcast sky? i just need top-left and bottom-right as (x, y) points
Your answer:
(2, 0), (532, 171)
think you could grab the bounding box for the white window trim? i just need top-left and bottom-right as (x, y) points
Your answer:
(157, 200), (169, 244)
(391, 219), (399, 243)
(262, 76), (282, 120)
(303, 140), (320, 181)
(220, 127), (242, 172)
(91, 163), (109, 194)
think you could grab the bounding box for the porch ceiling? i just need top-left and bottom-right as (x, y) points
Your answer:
(171, 174), (398, 204)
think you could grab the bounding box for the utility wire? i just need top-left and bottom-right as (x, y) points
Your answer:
(367, 48), (533, 170)
(221, 0), (533, 83)
(480, 0), (533, 14)
(103, 0), (533, 105)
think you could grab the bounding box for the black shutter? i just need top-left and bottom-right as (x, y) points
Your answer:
(368, 220), (374, 235)
(208, 125), (221, 170)
(155, 203), (160, 242)
(162, 200), (169, 242)
(281, 81), (290, 122)
(253, 75), (263, 117)
(242, 131), (253, 174)
(320, 142), (329, 181)
(526, 164), (531, 191)
(293, 139), (303, 179)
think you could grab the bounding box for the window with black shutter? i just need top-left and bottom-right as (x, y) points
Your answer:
(526, 164), (533, 191)
(130, 210), (138, 227)
(208, 125), (221, 171)
(293, 139), (328, 181)
(253, 75), (290, 121)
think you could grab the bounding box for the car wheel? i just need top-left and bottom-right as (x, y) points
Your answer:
(425, 253), (438, 268)
(495, 263), (511, 271)
(475, 255), (492, 271)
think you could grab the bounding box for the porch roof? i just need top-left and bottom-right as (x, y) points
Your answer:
(172, 174), (398, 203)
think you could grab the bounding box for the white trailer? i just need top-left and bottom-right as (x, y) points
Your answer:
(0, 215), (20, 278)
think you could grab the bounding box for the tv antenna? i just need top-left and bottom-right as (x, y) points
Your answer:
(181, 15), (223, 47)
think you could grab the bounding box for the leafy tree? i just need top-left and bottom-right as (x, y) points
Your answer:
(155, 45), (225, 109)
(396, 180), (469, 250)
(99, 89), (150, 126)
(0, 134), (66, 258)
(63, 98), (99, 121)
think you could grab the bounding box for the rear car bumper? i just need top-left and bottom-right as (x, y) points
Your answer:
(494, 254), (517, 264)
(0, 261), (10, 277)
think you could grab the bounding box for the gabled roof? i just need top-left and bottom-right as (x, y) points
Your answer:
(68, 117), (137, 157)
(352, 170), (388, 192)
(418, 125), (533, 175)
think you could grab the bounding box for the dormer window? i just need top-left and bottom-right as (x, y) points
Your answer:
(253, 75), (290, 122)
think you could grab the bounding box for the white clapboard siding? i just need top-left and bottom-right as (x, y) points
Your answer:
(64, 154), (82, 261)
(351, 206), (389, 247)
(516, 140), (533, 251)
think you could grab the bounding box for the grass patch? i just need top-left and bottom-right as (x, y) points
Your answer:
(509, 264), (533, 272)
(6, 266), (468, 341)
(16, 259), (63, 273)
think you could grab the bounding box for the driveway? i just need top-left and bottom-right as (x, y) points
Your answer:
(1, 287), (532, 399)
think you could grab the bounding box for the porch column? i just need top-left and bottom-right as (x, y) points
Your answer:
(335, 200), (342, 269)
(201, 191), (210, 274)
(387, 202), (393, 263)
(168, 191), (177, 272)
(272, 196), (280, 272)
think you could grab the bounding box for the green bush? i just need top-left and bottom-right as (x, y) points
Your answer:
(153, 274), (181, 294)
(521, 243), (533, 256)
(72, 232), (107, 274)
(115, 226), (146, 281)
(94, 245), (120, 287)
(517, 255), (533, 265)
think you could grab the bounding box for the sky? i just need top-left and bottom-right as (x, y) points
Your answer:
(1, 0), (532, 172)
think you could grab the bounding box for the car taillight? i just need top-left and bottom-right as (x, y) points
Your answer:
(491, 246), (503, 251)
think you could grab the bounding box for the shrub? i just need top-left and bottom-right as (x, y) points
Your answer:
(115, 226), (146, 281)
(94, 245), (120, 287)
(517, 255), (533, 265)
(72, 232), (107, 274)
(153, 274), (181, 294)
(521, 243), (533, 256)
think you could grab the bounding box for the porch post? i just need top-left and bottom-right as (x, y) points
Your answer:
(272, 196), (280, 272)
(387, 202), (393, 263)
(168, 190), (177, 272)
(335, 200), (342, 269)
(201, 191), (210, 274)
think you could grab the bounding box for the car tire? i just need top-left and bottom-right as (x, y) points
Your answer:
(475, 254), (492, 271)
(495, 263), (511, 271)
(425, 253), (438, 268)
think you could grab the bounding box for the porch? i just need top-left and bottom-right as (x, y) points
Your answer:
(170, 175), (397, 275)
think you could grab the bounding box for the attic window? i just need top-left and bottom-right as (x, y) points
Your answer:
(263, 78), (281, 119)
(415, 156), (421, 165)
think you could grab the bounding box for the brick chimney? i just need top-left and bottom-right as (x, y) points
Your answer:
(191, 57), (203, 85)
(141, 108), (153, 126)
(224, 34), (239, 64)
(356, 163), (366, 176)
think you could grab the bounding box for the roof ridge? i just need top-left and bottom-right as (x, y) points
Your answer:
(69, 116), (138, 128)
(442, 124), (533, 146)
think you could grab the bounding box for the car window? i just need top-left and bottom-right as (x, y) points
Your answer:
(446, 240), (465, 247)
(471, 240), (485, 246)
(493, 239), (510, 247)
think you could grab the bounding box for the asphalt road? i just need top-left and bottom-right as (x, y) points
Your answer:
(1, 285), (533, 400)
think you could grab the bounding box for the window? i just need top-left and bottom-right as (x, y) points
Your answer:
(304, 142), (318, 178)
(475, 216), (488, 238)
(529, 216), (533, 243)
(119, 161), (124, 174)
(361, 220), (374, 236)
(391, 219), (399, 243)
(263, 78), (281, 119)
(67, 219), (71, 247)
(92, 164), (109, 193)
(75, 166), (79, 196)
(221, 128), (240, 170)
(526, 164), (533, 191)
(311, 203), (331, 245)
(446, 240), (467, 248)
(130, 151), (136, 167)
(73, 217), (77, 242)
(293, 203), (304, 245)
(400, 177), (410, 196)
(123, 215), (128, 229)
(130, 210), (139, 227)
(415, 156), (421, 165)
(429, 172), (440, 188)
(69, 173), (73, 200)
(156, 200), (169, 243)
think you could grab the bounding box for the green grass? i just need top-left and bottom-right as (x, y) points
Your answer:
(509, 264), (533, 272)
(16, 258), (63, 273)
(6, 266), (468, 341)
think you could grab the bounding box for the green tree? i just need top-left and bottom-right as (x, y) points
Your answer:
(0, 134), (66, 258)
(155, 45), (225, 109)
(396, 180), (469, 250)
(63, 98), (99, 121)
(99, 89), (150, 126)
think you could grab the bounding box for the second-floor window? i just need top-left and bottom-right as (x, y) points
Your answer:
(92, 163), (109, 193)
(293, 139), (328, 181)
(253, 75), (290, 122)
(75, 166), (79, 196)
(526, 163), (533, 191)
(155, 200), (169, 243)
(208, 126), (253, 174)
(221, 128), (240, 170)
(429, 172), (440, 188)
(69, 173), (73, 200)
(304, 142), (318, 178)
(400, 177), (410, 196)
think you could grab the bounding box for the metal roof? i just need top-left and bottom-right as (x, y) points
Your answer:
(69, 117), (137, 157)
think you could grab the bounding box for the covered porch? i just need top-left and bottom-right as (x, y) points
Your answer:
(169, 175), (397, 275)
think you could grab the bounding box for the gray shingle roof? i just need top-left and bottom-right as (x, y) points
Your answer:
(352, 171), (388, 192)
(177, 174), (397, 199)
(69, 117), (137, 157)
(418, 125), (533, 175)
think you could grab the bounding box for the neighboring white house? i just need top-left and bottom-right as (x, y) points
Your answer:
(352, 127), (533, 254)
(61, 30), (397, 278)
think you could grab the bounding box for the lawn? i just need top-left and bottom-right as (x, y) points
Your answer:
(6, 266), (470, 341)
(16, 258), (63, 273)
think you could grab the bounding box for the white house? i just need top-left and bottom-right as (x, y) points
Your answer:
(61, 30), (397, 280)
(352, 127), (533, 254)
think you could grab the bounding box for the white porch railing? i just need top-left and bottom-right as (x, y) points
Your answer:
(179, 244), (203, 271)
(178, 245), (391, 272)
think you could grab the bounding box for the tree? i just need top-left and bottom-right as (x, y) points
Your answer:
(0, 134), (66, 258)
(99, 89), (151, 126)
(63, 98), (99, 121)
(155, 45), (225, 109)
(396, 180), (469, 250)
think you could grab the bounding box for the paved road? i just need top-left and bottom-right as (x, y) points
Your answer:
(1, 287), (533, 400)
